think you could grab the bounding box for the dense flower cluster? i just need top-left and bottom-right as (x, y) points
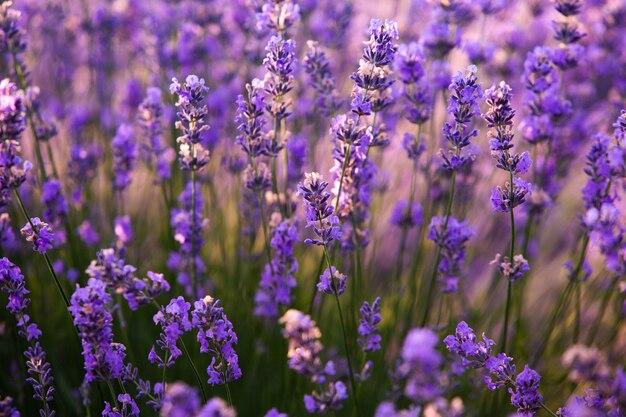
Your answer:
(170, 75), (211, 171)
(150, 296), (192, 367)
(87, 248), (170, 310)
(191, 296), (242, 385)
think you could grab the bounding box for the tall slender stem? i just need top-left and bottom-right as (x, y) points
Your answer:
(190, 170), (198, 297)
(501, 172), (516, 353)
(180, 339), (208, 403)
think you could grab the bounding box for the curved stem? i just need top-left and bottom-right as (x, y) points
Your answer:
(180, 339), (208, 403)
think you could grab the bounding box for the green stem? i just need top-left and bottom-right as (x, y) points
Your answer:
(333, 290), (361, 416)
(191, 170), (198, 297)
(180, 339), (208, 403)
(586, 275), (620, 345)
(501, 172), (516, 353)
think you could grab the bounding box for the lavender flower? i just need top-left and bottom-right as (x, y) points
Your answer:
(317, 266), (347, 296)
(137, 87), (173, 183)
(427, 216), (475, 292)
(235, 78), (268, 159)
(483, 81), (532, 214)
(20, 217), (54, 253)
(256, 0), (300, 35)
(279, 309), (327, 383)
(0, 396), (19, 417)
(445, 322), (545, 416)
(151, 296), (192, 367)
(390, 200), (422, 229)
(0, 78), (26, 141)
(103, 394), (140, 417)
(304, 381), (348, 414)
(398, 328), (443, 403)
(170, 75), (211, 172)
(69, 278), (127, 383)
(298, 172), (341, 247)
(0, 258), (55, 417)
(358, 297), (381, 352)
(0, 135), (31, 208)
(255, 219), (298, 318)
(490, 254), (530, 282)
(161, 382), (236, 417)
(167, 182), (207, 295)
(41, 179), (68, 246)
(396, 42), (432, 126)
(303, 41), (342, 117)
(191, 296), (242, 385)
(263, 35), (296, 129)
(439, 65), (483, 171)
(87, 248), (170, 310)
(112, 124), (138, 191)
(350, 19), (398, 116)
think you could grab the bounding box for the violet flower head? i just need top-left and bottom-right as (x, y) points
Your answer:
(170, 75), (210, 172)
(263, 36), (296, 130)
(358, 297), (382, 352)
(317, 266), (347, 296)
(510, 365), (543, 417)
(160, 382), (201, 417)
(0, 258), (56, 416)
(484, 353), (517, 390)
(87, 248), (170, 310)
(439, 65), (483, 171)
(191, 295), (242, 385)
(483, 81), (532, 212)
(150, 296), (192, 368)
(111, 123), (138, 191)
(0, 138), (31, 208)
(256, 0), (300, 35)
(102, 393), (140, 417)
(490, 254), (530, 282)
(390, 200), (423, 229)
(427, 216), (475, 292)
(235, 78), (268, 159)
(399, 327), (443, 403)
(396, 42), (432, 126)
(138, 87), (173, 183)
(304, 381), (348, 414)
(20, 217), (54, 254)
(303, 41), (342, 117)
(69, 278), (128, 383)
(264, 408), (287, 417)
(444, 321), (494, 368)
(350, 19), (398, 115)
(551, 0), (586, 70)
(0, 396), (19, 417)
(298, 172), (341, 247)
(279, 309), (327, 383)
(41, 178), (68, 246)
(0, 78), (26, 141)
(255, 219), (299, 318)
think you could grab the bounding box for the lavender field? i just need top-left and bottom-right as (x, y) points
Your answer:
(0, 0), (625, 416)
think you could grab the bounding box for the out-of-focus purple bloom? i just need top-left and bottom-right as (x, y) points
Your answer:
(87, 248), (170, 310)
(256, 0), (300, 35)
(490, 254), (530, 282)
(170, 75), (211, 172)
(358, 297), (381, 352)
(396, 43), (432, 126)
(112, 124), (138, 191)
(69, 278), (128, 383)
(41, 179), (68, 245)
(0, 212), (16, 249)
(114, 215), (133, 246)
(304, 381), (348, 414)
(427, 216), (475, 292)
(0, 139), (31, 208)
(390, 200), (423, 229)
(0, 396), (19, 417)
(317, 266), (347, 296)
(255, 219), (298, 318)
(168, 181), (207, 296)
(398, 328), (443, 403)
(138, 87), (173, 184)
(151, 296), (191, 367)
(20, 217), (54, 253)
(77, 220), (99, 246)
(303, 41), (342, 117)
(191, 296), (241, 385)
(264, 408), (287, 417)
(0, 78), (26, 141)
(280, 309), (328, 383)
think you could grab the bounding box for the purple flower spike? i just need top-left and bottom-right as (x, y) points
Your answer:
(358, 297), (382, 352)
(20, 217), (54, 253)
